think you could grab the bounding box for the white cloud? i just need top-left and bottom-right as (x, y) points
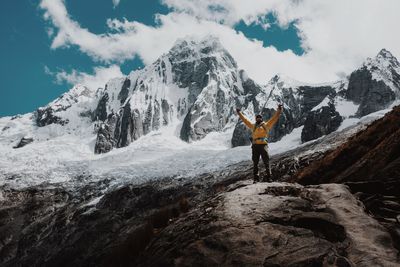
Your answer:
(45, 65), (124, 90)
(39, 0), (400, 84)
(112, 0), (120, 8)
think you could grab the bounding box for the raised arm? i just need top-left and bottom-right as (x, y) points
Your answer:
(236, 109), (254, 129)
(265, 105), (283, 129)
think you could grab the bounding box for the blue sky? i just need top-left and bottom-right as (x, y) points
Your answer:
(0, 0), (302, 117)
(1, 0), (399, 117)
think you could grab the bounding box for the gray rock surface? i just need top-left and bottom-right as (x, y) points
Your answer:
(346, 67), (395, 117)
(94, 123), (115, 154)
(35, 106), (69, 127)
(301, 102), (343, 143)
(13, 137), (34, 149)
(137, 182), (399, 267)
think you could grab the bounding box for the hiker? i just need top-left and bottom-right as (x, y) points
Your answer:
(236, 104), (283, 183)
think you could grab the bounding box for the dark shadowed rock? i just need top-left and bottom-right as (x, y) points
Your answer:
(116, 103), (133, 148)
(35, 107), (69, 127)
(231, 121), (251, 147)
(346, 67), (395, 117)
(161, 99), (170, 125)
(13, 137), (34, 148)
(117, 78), (131, 105)
(94, 123), (115, 154)
(296, 86), (336, 125)
(301, 102), (343, 143)
(180, 107), (192, 142)
(93, 92), (109, 122)
(152, 99), (161, 131)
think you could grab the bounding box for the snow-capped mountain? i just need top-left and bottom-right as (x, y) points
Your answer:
(346, 49), (400, 116)
(1, 36), (400, 156)
(93, 36), (259, 153)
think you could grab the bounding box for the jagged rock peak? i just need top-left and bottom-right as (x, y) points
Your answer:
(362, 48), (400, 94)
(167, 35), (237, 67)
(364, 48), (399, 69)
(377, 48), (396, 60)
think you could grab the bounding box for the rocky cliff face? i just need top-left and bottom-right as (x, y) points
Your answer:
(301, 100), (343, 142)
(346, 49), (400, 117)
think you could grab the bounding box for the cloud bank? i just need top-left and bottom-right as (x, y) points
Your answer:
(45, 65), (123, 90)
(40, 0), (400, 84)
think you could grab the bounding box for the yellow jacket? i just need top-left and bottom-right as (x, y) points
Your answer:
(238, 109), (282, 145)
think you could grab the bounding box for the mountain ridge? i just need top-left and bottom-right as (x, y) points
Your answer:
(1, 35), (400, 154)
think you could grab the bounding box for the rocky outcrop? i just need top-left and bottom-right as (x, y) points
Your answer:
(346, 67), (395, 117)
(296, 86), (336, 125)
(35, 106), (69, 127)
(94, 103), (144, 154)
(13, 137), (34, 148)
(292, 105), (400, 253)
(231, 122), (251, 147)
(346, 49), (400, 117)
(35, 85), (94, 127)
(0, 181), (191, 267)
(137, 182), (399, 267)
(93, 92), (109, 122)
(301, 102), (343, 143)
(94, 123), (115, 154)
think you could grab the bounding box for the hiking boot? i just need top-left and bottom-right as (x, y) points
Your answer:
(253, 175), (260, 184)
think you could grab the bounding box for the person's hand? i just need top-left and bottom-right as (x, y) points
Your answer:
(236, 108), (241, 113)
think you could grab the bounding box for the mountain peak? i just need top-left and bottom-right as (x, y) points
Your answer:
(377, 48), (394, 59)
(365, 48), (400, 69)
(359, 48), (400, 95)
(166, 35), (237, 67)
(170, 35), (224, 54)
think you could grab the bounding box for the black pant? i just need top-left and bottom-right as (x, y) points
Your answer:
(252, 144), (271, 181)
